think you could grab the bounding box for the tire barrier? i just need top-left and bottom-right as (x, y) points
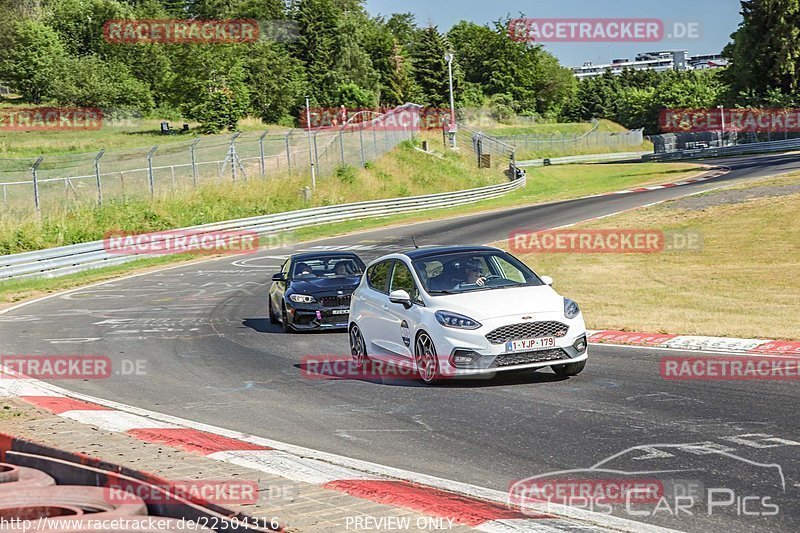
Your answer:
(0, 461), (277, 532)
(0, 436), (281, 532)
(0, 463), (56, 489)
(0, 486), (148, 518)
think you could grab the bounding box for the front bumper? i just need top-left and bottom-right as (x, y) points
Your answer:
(431, 313), (588, 377)
(287, 304), (350, 330)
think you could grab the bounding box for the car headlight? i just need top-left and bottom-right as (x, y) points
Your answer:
(289, 294), (316, 304)
(435, 311), (482, 330)
(564, 298), (580, 319)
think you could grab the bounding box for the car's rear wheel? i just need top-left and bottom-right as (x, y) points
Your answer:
(269, 298), (279, 324)
(349, 324), (369, 369)
(414, 332), (440, 385)
(281, 303), (293, 333)
(551, 359), (586, 377)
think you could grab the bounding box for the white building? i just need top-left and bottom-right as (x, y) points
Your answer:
(571, 50), (727, 79)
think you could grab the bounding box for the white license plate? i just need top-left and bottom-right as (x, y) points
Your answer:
(505, 337), (556, 352)
(331, 309), (349, 315)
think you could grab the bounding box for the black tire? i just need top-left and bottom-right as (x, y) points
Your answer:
(551, 359), (586, 377)
(281, 303), (293, 333)
(269, 298), (279, 324)
(414, 331), (441, 385)
(349, 324), (369, 369)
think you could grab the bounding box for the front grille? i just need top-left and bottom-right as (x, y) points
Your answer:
(491, 348), (568, 367)
(319, 295), (351, 308)
(485, 321), (569, 344)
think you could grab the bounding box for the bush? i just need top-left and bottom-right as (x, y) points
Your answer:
(335, 164), (357, 184)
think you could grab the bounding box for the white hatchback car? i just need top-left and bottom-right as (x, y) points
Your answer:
(348, 245), (588, 384)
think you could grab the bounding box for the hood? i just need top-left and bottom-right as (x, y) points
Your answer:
(289, 276), (361, 294)
(429, 285), (564, 321)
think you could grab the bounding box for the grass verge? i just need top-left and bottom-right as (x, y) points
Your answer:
(0, 140), (499, 254)
(502, 172), (800, 340)
(0, 160), (708, 305)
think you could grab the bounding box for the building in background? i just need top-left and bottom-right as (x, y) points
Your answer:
(571, 50), (727, 79)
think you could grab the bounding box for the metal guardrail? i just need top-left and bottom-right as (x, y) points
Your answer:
(642, 138), (800, 162)
(517, 151), (650, 167)
(0, 177), (526, 281)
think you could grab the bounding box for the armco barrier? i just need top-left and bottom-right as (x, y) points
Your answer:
(0, 177), (525, 281)
(517, 151), (650, 167)
(643, 137), (800, 162)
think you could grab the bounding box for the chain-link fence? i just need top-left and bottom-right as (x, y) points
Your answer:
(0, 104), (420, 214)
(494, 119), (645, 156)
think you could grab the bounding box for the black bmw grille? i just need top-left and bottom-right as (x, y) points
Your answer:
(485, 321), (569, 344)
(319, 295), (351, 308)
(491, 348), (568, 367)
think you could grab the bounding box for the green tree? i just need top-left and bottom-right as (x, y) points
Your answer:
(50, 55), (154, 111)
(0, 20), (68, 103)
(410, 25), (456, 107)
(722, 0), (800, 104)
(245, 42), (306, 124)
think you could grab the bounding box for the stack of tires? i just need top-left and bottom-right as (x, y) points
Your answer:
(0, 463), (213, 532)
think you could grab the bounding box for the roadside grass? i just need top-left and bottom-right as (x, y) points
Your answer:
(485, 119), (628, 136)
(0, 159), (707, 304)
(514, 142), (653, 161)
(502, 173), (800, 340)
(0, 140), (500, 255)
(0, 105), (284, 157)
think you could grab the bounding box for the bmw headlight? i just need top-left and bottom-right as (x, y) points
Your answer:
(564, 298), (580, 319)
(435, 311), (482, 330)
(289, 294), (316, 304)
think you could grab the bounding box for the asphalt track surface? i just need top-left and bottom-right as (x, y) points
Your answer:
(2, 153), (799, 532)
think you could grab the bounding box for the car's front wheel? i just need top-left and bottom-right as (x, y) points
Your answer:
(349, 324), (369, 369)
(269, 298), (279, 324)
(281, 303), (293, 333)
(415, 331), (441, 385)
(551, 359), (586, 377)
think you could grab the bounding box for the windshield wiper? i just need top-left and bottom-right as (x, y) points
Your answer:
(427, 289), (458, 295)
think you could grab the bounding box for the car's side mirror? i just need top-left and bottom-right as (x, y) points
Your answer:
(272, 272), (286, 282)
(541, 275), (554, 286)
(389, 289), (413, 309)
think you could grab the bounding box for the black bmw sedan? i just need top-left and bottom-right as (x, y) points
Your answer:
(269, 251), (366, 332)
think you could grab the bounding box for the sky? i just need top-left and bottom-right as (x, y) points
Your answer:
(364, 0), (744, 67)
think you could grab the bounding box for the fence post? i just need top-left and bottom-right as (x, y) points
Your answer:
(190, 138), (201, 188)
(284, 133), (292, 173)
(229, 132), (242, 181)
(339, 131), (345, 165)
(147, 146), (158, 197)
(313, 132), (320, 175)
(2, 184), (6, 207)
(31, 156), (43, 214)
(259, 131), (268, 176)
(94, 149), (105, 205)
(359, 128), (365, 167)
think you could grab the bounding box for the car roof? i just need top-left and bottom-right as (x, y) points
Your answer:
(402, 245), (500, 260)
(290, 251), (362, 262)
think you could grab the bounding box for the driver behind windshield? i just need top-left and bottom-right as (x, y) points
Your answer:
(458, 258), (487, 288)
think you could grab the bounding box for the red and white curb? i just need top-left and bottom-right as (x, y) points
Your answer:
(587, 330), (800, 356)
(581, 168), (728, 199)
(0, 368), (679, 533)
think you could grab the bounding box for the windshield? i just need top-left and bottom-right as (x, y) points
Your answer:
(292, 256), (364, 279)
(412, 250), (543, 294)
